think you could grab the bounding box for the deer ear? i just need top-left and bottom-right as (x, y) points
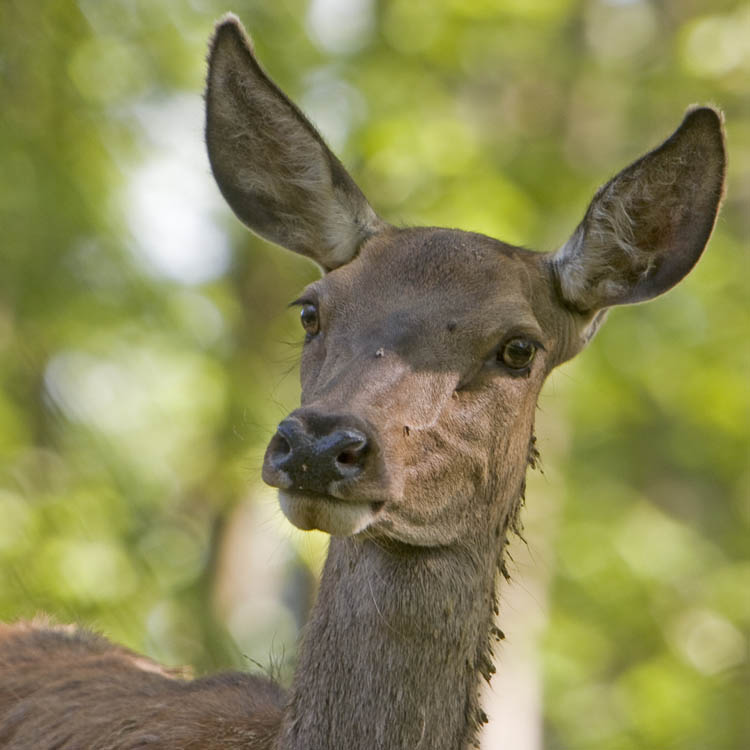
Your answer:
(552, 107), (726, 316)
(205, 15), (386, 270)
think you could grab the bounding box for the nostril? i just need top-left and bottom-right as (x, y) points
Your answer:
(268, 431), (292, 461)
(337, 448), (361, 466)
(329, 429), (368, 474)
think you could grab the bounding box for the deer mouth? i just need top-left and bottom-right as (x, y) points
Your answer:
(278, 489), (384, 537)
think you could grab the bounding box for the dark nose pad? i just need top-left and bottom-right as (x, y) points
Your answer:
(264, 417), (369, 493)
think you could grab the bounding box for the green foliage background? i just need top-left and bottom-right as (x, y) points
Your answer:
(1, 0), (747, 747)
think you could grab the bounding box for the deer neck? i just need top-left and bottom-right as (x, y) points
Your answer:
(277, 525), (512, 750)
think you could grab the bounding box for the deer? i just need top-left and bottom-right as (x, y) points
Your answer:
(0, 13), (726, 750)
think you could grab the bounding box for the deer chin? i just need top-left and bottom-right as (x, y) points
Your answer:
(278, 490), (382, 537)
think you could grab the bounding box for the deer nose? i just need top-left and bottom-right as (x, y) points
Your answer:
(263, 417), (369, 493)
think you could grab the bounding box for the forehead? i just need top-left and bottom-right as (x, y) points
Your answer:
(321, 227), (549, 327)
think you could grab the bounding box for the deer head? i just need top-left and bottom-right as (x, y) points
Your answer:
(206, 17), (725, 558)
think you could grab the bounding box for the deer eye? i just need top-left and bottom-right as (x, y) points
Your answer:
(499, 338), (536, 371)
(300, 303), (320, 337)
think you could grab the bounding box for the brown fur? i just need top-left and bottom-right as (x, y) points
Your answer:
(0, 13), (726, 750)
(0, 620), (284, 749)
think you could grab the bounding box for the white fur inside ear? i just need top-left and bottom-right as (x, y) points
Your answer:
(554, 224), (631, 312)
(324, 200), (382, 268)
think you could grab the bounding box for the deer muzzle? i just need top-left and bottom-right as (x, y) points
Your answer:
(264, 416), (369, 492)
(262, 410), (386, 536)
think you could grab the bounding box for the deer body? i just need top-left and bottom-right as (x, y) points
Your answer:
(0, 14), (725, 750)
(0, 622), (283, 749)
